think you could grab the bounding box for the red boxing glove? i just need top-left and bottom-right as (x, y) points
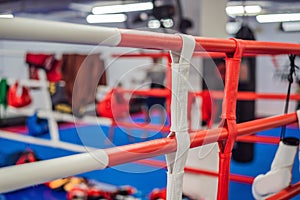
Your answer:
(150, 188), (166, 200)
(46, 59), (62, 82)
(7, 82), (32, 107)
(26, 53), (55, 71)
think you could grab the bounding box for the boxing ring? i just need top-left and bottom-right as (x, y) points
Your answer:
(0, 17), (300, 199)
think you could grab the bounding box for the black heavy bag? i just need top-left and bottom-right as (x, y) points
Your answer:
(232, 25), (256, 162)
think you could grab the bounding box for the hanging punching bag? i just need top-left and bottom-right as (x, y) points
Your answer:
(232, 24), (256, 162)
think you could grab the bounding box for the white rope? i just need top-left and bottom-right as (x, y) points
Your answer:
(6, 106), (112, 126)
(165, 34), (195, 200)
(0, 17), (121, 46)
(0, 149), (108, 193)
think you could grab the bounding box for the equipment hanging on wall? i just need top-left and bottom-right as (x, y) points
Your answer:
(0, 78), (28, 127)
(61, 53), (106, 117)
(46, 59), (62, 82)
(26, 53), (62, 82)
(49, 81), (72, 114)
(7, 81), (32, 108)
(0, 79), (8, 111)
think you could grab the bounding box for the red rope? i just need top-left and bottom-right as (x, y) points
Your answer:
(195, 90), (300, 101)
(112, 52), (277, 59)
(119, 88), (170, 97)
(115, 121), (170, 132)
(236, 135), (280, 144)
(119, 31), (300, 55)
(105, 112), (297, 166)
(135, 159), (254, 184)
(266, 182), (300, 200)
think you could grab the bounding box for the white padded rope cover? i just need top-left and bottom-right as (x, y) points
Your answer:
(0, 149), (108, 193)
(0, 17), (121, 46)
(165, 34), (195, 200)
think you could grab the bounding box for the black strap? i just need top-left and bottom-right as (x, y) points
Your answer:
(280, 55), (298, 140)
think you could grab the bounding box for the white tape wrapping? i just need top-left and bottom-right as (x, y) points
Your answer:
(165, 34), (195, 200)
(0, 149), (109, 193)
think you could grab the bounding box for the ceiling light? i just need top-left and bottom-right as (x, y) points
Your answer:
(257, 13), (300, 23)
(281, 21), (300, 32)
(86, 14), (127, 23)
(244, 5), (262, 14)
(161, 18), (174, 28)
(0, 14), (14, 19)
(92, 2), (153, 15)
(226, 5), (262, 17)
(148, 19), (161, 29)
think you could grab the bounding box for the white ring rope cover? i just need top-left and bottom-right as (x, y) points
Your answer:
(0, 149), (108, 193)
